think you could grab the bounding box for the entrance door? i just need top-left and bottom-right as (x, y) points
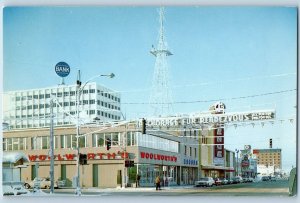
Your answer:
(93, 164), (98, 187)
(117, 170), (122, 187)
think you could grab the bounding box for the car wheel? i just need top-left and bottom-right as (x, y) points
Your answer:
(45, 185), (50, 189)
(24, 183), (30, 189)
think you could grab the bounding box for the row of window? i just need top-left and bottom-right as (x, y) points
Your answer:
(3, 132), (193, 155)
(184, 145), (197, 158)
(14, 90), (120, 102)
(14, 100), (120, 111)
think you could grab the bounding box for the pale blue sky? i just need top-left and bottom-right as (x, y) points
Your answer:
(3, 6), (297, 171)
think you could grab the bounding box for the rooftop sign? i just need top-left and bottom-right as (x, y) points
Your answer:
(55, 62), (70, 78)
(142, 110), (275, 127)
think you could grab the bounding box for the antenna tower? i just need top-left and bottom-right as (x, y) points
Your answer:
(149, 7), (173, 116)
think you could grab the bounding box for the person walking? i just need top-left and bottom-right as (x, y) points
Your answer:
(155, 176), (161, 190)
(136, 174), (141, 188)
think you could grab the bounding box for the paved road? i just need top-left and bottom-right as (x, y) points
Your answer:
(40, 180), (289, 196)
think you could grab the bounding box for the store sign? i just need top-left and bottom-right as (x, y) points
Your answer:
(140, 152), (177, 162)
(28, 151), (129, 162)
(142, 110), (275, 127)
(183, 159), (198, 166)
(213, 126), (224, 165)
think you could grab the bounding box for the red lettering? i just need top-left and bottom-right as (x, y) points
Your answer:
(57, 154), (64, 161)
(111, 153), (116, 159)
(39, 155), (47, 161)
(65, 154), (75, 160)
(154, 154), (157, 160)
(121, 152), (129, 159)
(157, 154), (161, 160)
(141, 152), (146, 159)
(150, 153), (153, 159)
(97, 153), (103, 159)
(88, 153), (95, 160)
(28, 155), (37, 162)
(145, 153), (149, 159)
(161, 155), (164, 160)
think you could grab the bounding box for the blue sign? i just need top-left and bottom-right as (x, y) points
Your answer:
(55, 62), (70, 78)
(184, 159), (198, 166)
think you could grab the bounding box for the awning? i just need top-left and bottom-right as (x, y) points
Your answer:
(2, 152), (29, 164)
(201, 165), (235, 172)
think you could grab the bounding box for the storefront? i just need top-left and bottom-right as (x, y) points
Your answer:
(3, 124), (199, 188)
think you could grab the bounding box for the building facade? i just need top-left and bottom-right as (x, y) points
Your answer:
(3, 122), (199, 188)
(253, 149), (282, 170)
(3, 82), (122, 130)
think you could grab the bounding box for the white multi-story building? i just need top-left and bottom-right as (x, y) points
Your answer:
(3, 82), (122, 130)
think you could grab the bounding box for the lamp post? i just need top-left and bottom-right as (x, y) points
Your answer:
(235, 149), (239, 176)
(75, 71), (115, 196)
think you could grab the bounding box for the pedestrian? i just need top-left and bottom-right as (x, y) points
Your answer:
(155, 176), (161, 190)
(136, 174), (141, 188)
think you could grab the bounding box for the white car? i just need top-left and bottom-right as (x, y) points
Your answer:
(24, 177), (63, 189)
(195, 177), (215, 187)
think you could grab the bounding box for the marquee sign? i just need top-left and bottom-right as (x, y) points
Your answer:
(141, 110), (275, 127)
(213, 126), (224, 165)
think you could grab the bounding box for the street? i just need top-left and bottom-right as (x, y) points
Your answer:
(40, 180), (289, 196)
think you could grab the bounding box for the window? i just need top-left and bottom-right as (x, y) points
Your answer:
(83, 100), (88, 105)
(190, 147), (192, 156)
(57, 92), (62, 97)
(195, 148), (197, 157)
(83, 90), (88, 94)
(39, 94), (44, 99)
(45, 94), (50, 98)
(90, 100), (95, 104)
(16, 96), (21, 101)
(92, 133), (104, 147)
(184, 146), (187, 155)
(89, 89), (95, 93)
(64, 92), (69, 97)
(89, 110), (95, 115)
(112, 133), (119, 146)
(64, 102), (69, 106)
(70, 102), (75, 106)
(70, 91), (75, 96)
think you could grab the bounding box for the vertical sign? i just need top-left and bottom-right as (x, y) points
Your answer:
(214, 126), (224, 165)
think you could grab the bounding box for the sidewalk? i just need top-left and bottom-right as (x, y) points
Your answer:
(83, 185), (194, 193)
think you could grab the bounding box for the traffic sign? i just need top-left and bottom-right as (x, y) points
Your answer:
(55, 62), (70, 77)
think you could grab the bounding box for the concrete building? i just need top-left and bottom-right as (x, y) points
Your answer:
(253, 148), (282, 171)
(3, 82), (122, 130)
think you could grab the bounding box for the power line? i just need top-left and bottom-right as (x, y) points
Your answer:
(121, 89), (296, 105)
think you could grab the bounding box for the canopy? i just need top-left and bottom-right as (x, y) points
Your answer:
(2, 152), (29, 164)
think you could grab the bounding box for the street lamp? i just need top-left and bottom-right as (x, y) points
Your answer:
(75, 70), (115, 196)
(235, 149), (239, 176)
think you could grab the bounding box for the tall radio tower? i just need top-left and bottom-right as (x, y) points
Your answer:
(149, 7), (173, 116)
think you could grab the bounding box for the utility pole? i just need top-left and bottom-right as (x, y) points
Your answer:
(75, 70), (82, 196)
(49, 98), (54, 194)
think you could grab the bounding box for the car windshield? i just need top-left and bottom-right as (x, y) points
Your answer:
(199, 178), (209, 181)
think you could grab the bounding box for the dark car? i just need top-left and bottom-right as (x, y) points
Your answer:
(214, 178), (222, 186)
(262, 176), (270, 181)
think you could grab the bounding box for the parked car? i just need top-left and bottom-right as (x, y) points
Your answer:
(220, 178), (229, 185)
(270, 176), (276, 181)
(262, 176), (270, 181)
(232, 176), (243, 184)
(24, 177), (65, 189)
(227, 178), (234, 184)
(214, 178), (222, 186)
(195, 177), (215, 187)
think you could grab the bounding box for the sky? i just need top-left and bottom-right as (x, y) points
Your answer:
(3, 6), (297, 171)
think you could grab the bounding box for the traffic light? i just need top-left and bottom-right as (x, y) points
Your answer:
(79, 153), (87, 165)
(269, 138), (273, 149)
(142, 118), (146, 134)
(106, 138), (111, 150)
(125, 160), (134, 167)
